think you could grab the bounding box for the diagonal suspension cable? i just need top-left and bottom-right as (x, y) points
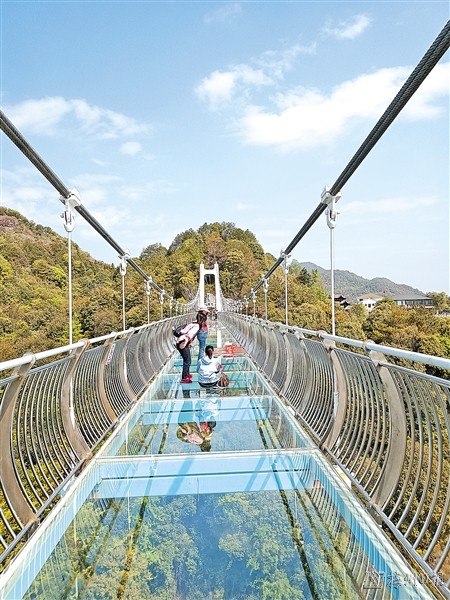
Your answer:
(0, 110), (168, 297)
(252, 19), (450, 293)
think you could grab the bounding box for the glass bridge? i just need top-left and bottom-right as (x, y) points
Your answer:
(2, 24), (450, 596)
(0, 326), (435, 600)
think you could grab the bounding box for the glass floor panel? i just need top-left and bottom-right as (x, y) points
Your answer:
(148, 371), (272, 399)
(114, 395), (312, 455)
(4, 452), (434, 600)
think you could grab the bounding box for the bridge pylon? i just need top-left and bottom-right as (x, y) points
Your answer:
(199, 262), (222, 311)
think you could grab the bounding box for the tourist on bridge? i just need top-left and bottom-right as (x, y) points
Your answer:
(196, 305), (209, 359)
(197, 345), (223, 388)
(176, 312), (207, 383)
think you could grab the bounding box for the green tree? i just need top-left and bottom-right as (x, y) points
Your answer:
(429, 291), (450, 313)
(139, 243), (167, 261)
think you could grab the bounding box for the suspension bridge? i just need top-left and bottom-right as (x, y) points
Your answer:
(0, 19), (449, 600)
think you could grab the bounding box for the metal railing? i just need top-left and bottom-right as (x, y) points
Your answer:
(219, 313), (450, 598)
(0, 315), (189, 570)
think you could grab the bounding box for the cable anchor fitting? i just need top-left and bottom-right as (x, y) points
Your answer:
(321, 187), (341, 230)
(145, 277), (153, 296)
(60, 188), (81, 233)
(119, 250), (130, 277)
(280, 248), (292, 274)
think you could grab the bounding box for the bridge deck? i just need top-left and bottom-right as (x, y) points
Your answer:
(1, 327), (434, 600)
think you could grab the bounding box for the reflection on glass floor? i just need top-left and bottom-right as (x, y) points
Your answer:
(0, 336), (436, 600)
(118, 394), (311, 455)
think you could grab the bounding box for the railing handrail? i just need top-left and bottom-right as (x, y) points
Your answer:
(238, 315), (450, 371)
(0, 321), (172, 375)
(2, 317), (450, 376)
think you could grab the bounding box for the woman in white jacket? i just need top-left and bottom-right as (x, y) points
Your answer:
(197, 345), (222, 387)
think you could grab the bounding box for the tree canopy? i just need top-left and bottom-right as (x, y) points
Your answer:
(1, 208), (449, 368)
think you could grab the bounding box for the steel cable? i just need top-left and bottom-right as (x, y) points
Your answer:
(0, 111), (69, 197)
(253, 19), (450, 293)
(0, 110), (167, 296)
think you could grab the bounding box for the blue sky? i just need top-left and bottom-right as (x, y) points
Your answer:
(1, 1), (449, 295)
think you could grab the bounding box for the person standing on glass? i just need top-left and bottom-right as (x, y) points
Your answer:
(196, 305), (209, 360)
(177, 312), (206, 383)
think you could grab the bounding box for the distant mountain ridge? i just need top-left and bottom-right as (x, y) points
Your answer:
(300, 262), (426, 303)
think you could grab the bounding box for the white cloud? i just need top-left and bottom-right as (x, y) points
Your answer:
(69, 172), (122, 188)
(64, 173), (124, 217)
(1, 167), (69, 233)
(237, 64), (449, 150)
(120, 180), (178, 202)
(236, 202), (251, 211)
(91, 158), (109, 167)
(255, 43), (316, 78)
(5, 97), (150, 139)
(0, 165), (132, 240)
(343, 195), (438, 223)
(196, 18), (448, 151)
(4, 97), (72, 134)
(0, 165), (174, 264)
(196, 70), (239, 107)
(204, 2), (242, 24)
(323, 14), (372, 40)
(88, 204), (131, 228)
(196, 66), (272, 109)
(120, 141), (142, 156)
(1, 166), (53, 204)
(195, 42), (313, 110)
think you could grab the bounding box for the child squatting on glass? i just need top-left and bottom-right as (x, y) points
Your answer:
(197, 345), (223, 387)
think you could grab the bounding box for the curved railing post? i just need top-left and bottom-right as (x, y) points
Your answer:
(271, 326), (292, 394)
(367, 349), (407, 508)
(261, 323), (279, 379)
(61, 342), (92, 460)
(119, 330), (139, 403)
(285, 331), (316, 419)
(98, 335), (121, 422)
(0, 358), (37, 525)
(321, 337), (347, 450)
(298, 332), (315, 409)
(279, 329), (296, 399)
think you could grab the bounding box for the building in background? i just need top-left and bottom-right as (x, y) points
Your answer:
(357, 292), (434, 313)
(358, 294), (386, 313)
(389, 294), (434, 308)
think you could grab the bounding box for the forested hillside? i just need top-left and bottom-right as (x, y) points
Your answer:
(301, 262), (427, 302)
(1, 207), (450, 368)
(0, 209), (121, 360)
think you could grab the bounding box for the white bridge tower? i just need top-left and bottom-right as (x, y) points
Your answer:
(199, 262), (222, 311)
